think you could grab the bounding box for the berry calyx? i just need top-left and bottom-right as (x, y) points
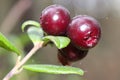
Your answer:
(67, 15), (101, 49)
(40, 4), (71, 35)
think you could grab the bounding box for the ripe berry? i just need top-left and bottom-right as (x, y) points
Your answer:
(67, 15), (101, 49)
(58, 44), (88, 65)
(60, 44), (88, 61)
(40, 4), (71, 35)
(57, 51), (70, 66)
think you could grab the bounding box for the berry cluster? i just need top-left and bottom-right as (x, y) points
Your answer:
(40, 4), (101, 65)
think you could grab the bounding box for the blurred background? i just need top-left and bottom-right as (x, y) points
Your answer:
(0, 0), (120, 80)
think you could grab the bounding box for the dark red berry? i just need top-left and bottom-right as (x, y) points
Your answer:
(67, 15), (101, 49)
(40, 4), (71, 35)
(59, 43), (88, 62)
(57, 51), (70, 66)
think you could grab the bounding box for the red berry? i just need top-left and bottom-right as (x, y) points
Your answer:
(40, 4), (71, 35)
(57, 51), (70, 66)
(67, 15), (101, 49)
(59, 43), (88, 62)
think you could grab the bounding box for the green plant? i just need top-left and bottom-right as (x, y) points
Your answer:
(1, 20), (84, 80)
(1, 4), (101, 80)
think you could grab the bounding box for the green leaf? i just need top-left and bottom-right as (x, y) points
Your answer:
(0, 32), (21, 55)
(43, 36), (70, 49)
(27, 27), (44, 45)
(23, 64), (84, 76)
(21, 20), (40, 32)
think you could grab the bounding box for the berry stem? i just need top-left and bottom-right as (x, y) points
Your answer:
(3, 41), (44, 80)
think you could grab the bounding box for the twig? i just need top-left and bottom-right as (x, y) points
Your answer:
(3, 42), (44, 80)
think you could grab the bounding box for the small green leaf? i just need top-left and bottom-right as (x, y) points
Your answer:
(57, 36), (70, 48)
(23, 64), (84, 76)
(43, 36), (70, 49)
(21, 20), (40, 32)
(0, 32), (21, 55)
(27, 27), (44, 45)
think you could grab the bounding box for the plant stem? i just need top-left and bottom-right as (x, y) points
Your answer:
(3, 42), (44, 80)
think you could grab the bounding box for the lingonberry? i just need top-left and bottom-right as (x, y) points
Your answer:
(67, 15), (101, 49)
(58, 43), (88, 65)
(40, 4), (71, 35)
(57, 51), (70, 66)
(60, 43), (88, 61)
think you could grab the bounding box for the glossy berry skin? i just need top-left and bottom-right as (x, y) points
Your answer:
(40, 4), (71, 35)
(58, 44), (88, 65)
(60, 44), (88, 61)
(67, 15), (101, 49)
